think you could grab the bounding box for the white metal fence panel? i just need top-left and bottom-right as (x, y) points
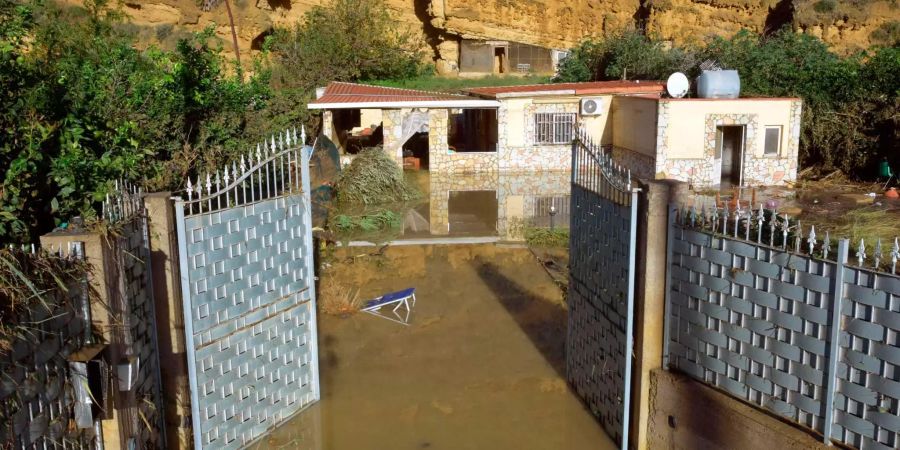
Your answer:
(175, 129), (319, 450)
(665, 204), (900, 449)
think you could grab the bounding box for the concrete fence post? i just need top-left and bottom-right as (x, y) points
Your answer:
(631, 179), (687, 450)
(144, 192), (193, 450)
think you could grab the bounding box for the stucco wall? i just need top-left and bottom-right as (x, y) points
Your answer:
(655, 98), (801, 187)
(612, 96), (658, 158)
(359, 109), (383, 130)
(649, 369), (829, 450)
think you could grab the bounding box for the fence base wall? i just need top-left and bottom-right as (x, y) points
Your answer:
(649, 369), (829, 450)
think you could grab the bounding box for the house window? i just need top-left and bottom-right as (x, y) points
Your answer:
(764, 126), (782, 155)
(534, 113), (576, 144)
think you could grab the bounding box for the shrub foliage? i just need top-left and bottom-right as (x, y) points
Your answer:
(0, 0), (424, 244)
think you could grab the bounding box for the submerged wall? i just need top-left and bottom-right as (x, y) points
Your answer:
(649, 369), (830, 450)
(654, 98), (801, 187)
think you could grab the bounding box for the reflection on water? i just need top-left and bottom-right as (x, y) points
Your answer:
(397, 171), (571, 241)
(259, 245), (614, 450)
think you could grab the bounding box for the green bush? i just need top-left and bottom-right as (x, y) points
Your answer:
(524, 227), (570, 248)
(267, 0), (427, 91)
(871, 21), (900, 47)
(554, 30), (696, 82)
(0, 0), (271, 243)
(813, 0), (837, 13)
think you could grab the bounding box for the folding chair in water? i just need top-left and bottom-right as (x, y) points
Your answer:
(361, 287), (416, 325)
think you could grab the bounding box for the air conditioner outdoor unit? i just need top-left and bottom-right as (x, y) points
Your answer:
(580, 97), (604, 116)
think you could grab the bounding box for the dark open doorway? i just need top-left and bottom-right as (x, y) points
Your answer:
(717, 126), (745, 187)
(494, 47), (507, 74)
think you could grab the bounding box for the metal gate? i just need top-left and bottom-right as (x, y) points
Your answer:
(567, 127), (640, 448)
(174, 129), (319, 449)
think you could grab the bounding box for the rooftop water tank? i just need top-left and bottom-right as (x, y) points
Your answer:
(697, 70), (741, 99)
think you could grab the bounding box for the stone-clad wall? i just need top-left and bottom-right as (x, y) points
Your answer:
(741, 100), (801, 186)
(428, 108), (499, 173)
(498, 102), (577, 172)
(653, 101), (802, 188)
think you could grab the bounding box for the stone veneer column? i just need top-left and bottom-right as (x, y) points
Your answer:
(428, 109), (450, 171)
(429, 171), (450, 235)
(321, 111), (333, 140)
(381, 109), (405, 166)
(653, 101), (670, 178)
(785, 100), (803, 184)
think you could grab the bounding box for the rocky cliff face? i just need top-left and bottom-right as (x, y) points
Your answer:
(90, 0), (899, 69)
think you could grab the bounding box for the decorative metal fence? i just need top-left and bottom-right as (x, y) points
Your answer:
(567, 127), (640, 449)
(102, 181), (166, 449)
(174, 128), (319, 450)
(665, 203), (900, 449)
(0, 244), (98, 449)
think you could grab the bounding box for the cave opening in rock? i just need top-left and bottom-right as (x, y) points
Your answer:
(251, 28), (275, 51)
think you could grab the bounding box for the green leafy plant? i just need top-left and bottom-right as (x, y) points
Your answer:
(268, 0), (428, 91)
(524, 227), (570, 248)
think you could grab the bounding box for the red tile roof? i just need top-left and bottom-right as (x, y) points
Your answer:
(309, 81), (474, 106)
(464, 80), (667, 98)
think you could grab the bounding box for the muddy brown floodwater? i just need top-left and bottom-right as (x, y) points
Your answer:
(254, 244), (614, 450)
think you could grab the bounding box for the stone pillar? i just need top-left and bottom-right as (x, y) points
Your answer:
(630, 179), (687, 450)
(429, 171), (450, 235)
(381, 109), (405, 166)
(428, 109), (449, 171)
(40, 231), (123, 450)
(144, 193), (192, 449)
(321, 110), (334, 141)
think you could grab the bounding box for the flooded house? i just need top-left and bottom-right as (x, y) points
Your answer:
(309, 80), (801, 188)
(308, 80), (801, 238)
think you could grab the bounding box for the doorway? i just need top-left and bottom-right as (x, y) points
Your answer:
(493, 47), (507, 74)
(717, 126), (745, 187)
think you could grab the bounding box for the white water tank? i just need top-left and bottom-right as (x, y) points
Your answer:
(697, 70), (741, 99)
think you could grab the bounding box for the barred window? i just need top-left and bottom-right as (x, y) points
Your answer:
(532, 196), (570, 228)
(534, 113), (576, 144)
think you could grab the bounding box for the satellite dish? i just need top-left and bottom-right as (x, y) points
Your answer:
(666, 72), (690, 98)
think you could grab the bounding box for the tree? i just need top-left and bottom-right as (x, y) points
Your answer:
(200, 0), (243, 76)
(0, 0), (271, 243)
(554, 30), (695, 82)
(268, 0), (427, 91)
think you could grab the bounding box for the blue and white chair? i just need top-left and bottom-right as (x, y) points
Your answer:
(361, 287), (416, 325)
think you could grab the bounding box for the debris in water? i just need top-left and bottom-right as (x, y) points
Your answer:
(361, 287), (417, 325)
